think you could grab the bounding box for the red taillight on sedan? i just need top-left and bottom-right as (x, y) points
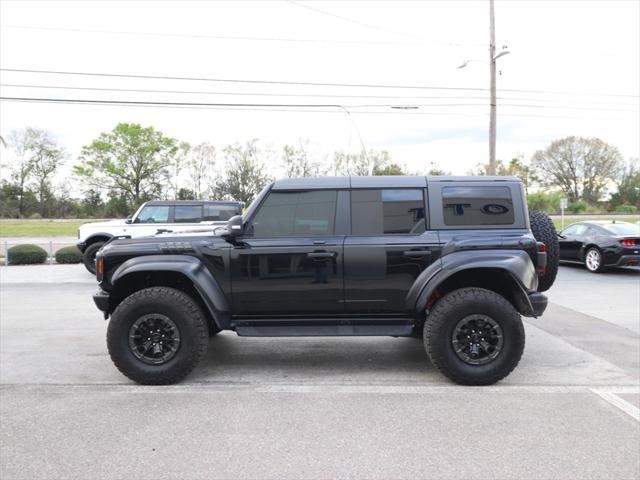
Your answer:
(621, 239), (637, 247)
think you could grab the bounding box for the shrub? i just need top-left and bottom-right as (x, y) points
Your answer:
(55, 246), (83, 264)
(28, 213), (42, 219)
(568, 201), (588, 214)
(527, 191), (562, 213)
(613, 204), (638, 214)
(8, 244), (48, 265)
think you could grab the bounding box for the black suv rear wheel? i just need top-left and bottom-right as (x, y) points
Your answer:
(424, 287), (525, 385)
(107, 287), (208, 384)
(529, 210), (559, 292)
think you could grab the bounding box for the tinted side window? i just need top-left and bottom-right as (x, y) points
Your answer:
(203, 204), (240, 221)
(442, 186), (514, 226)
(134, 205), (170, 223)
(174, 205), (202, 223)
(351, 189), (425, 235)
(562, 224), (579, 236)
(251, 190), (337, 237)
(573, 224), (589, 235)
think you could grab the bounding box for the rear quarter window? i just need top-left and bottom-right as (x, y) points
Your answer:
(442, 186), (514, 226)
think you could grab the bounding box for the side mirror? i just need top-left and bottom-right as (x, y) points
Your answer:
(124, 217), (133, 224)
(224, 215), (244, 239)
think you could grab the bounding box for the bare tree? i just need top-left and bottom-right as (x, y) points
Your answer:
(6, 129), (35, 216)
(282, 139), (325, 177)
(213, 140), (272, 204)
(332, 149), (391, 176)
(531, 137), (623, 202)
(187, 143), (217, 199)
(163, 141), (190, 200)
(6, 128), (64, 217)
(27, 130), (66, 215)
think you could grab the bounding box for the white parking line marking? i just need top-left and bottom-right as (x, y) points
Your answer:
(591, 389), (640, 422)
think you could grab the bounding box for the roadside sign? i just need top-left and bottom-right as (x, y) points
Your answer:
(560, 198), (568, 229)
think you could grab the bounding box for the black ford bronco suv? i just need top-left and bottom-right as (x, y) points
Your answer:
(92, 176), (559, 386)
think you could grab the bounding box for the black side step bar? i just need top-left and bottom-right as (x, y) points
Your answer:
(235, 321), (414, 337)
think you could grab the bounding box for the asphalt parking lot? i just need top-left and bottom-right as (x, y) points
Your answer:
(1, 264), (639, 479)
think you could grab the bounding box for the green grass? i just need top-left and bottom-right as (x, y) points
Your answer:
(552, 216), (640, 231)
(0, 220), (103, 237)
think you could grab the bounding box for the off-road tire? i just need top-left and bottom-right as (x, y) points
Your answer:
(82, 242), (104, 274)
(107, 287), (208, 385)
(584, 246), (605, 273)
(529, 210), (559, 292)
(424, 287), (525, 385)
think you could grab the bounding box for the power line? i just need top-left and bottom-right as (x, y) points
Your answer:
(0, 96), (633, 120)
(0, 86), (635, 113)
(2, 83), (635, 107)
(0, 68), (485, 92)
(287, 1), (475, 47)
(3, 68), (637, 98)
(0, 24), (423, 46)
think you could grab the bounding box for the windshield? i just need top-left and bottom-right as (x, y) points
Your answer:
(602, 222), (640, 235)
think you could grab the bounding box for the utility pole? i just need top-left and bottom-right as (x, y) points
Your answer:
(489, 0), (497, 175)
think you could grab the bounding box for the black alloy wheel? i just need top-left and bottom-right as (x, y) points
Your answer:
(451, 314), (504, 366)
(128, 313), (181, 365)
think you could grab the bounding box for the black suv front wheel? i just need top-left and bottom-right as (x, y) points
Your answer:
(424, 287), (525, 385)
(107, 287), (208, 384)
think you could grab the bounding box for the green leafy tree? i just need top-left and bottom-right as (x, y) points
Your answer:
(81, 189), (105, 217)
(531, 137), (622, 202)
(372, 163), (406, 175)
(426, 161), (450, 176)
(611, 158), (640, 208)
(470, 157), (536, 192)
(74, 123), (179, 205)
(213, 140), (272, 204)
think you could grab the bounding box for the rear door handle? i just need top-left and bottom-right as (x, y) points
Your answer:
(307, 251), (334, 259)
(403, 250), (432, 258)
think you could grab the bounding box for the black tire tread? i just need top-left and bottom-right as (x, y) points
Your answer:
(424, 287), (525, 385)
(82, 242), (104, 274)
(107, 287), (208, 385)
(529, 210), (559, 292)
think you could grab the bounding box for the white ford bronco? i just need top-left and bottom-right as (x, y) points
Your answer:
(77, 200), (242, 273)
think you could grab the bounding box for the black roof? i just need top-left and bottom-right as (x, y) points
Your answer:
(272, 175), (520, 190)
(144, 200), (243, 206)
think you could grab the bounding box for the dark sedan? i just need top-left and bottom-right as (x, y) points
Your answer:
(558, 221), (640, 272)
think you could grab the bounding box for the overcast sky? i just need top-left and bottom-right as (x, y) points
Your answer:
(1, 0), (638, 185)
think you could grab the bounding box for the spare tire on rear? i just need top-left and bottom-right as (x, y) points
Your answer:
(528, 210), (559, 292)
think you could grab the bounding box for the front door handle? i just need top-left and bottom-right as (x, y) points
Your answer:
(403, 250), (432, 258)
(307, 251), (334, 259)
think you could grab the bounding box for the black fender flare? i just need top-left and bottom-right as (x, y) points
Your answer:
(111, 255), (231, 329)
(406, 249), (538, 314)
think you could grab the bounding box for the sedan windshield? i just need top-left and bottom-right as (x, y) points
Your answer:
(603, 222), (640, 235)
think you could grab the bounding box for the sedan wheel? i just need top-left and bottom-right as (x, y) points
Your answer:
(584, 247), (604, 273)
